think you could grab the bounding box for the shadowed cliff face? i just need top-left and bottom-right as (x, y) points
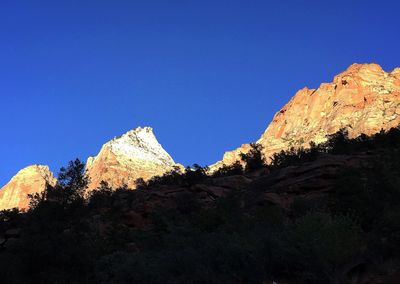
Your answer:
(0, 165), (56, 211)
(86, 127), (181, 190)
(216, 63), (400, 166)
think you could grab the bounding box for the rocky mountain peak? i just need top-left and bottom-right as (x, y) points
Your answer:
(214, 63), (400, 167)
(331, 63), (398, 94)
(106, 126), (175, 166)
(0, 165), (57, 211)
(86, 127), (180, 190)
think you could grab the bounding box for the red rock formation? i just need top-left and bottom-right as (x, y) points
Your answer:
(0, 165), (57, 211)
(0, 127), (181, 210)
(3, 63), (399, 209)
(216, 63), (400, 165)
(86, 127), (182, 190)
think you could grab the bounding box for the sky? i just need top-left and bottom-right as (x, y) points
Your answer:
(1, 0), (399, 186)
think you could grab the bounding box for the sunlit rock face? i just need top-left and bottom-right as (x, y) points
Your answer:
(209, 144), (253, 171)
(86, 127), (181, 190)
(0, 165), (57, 211)
(217, 63), (400, 165)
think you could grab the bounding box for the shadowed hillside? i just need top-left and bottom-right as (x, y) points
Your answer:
(0, 127), (400, 284)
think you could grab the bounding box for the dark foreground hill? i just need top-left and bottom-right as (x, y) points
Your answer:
(1, 127), (400, 284)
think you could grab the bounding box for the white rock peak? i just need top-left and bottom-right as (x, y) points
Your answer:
(85, 126), (181, 190)
(105, 126), (176, 165)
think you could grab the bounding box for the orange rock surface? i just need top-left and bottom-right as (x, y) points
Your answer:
(0, 165), (56, 211)
(217, 63), (400, 165)
(3, 63), (399, 209)
(86, 127), (182, 190)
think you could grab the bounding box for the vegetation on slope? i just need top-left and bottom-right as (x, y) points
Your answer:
(0, 127), (400, 283)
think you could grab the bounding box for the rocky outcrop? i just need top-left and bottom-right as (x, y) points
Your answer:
(86, 127), (181, 190)
(217, 63), (400, 165)
(248, 153), (370, 209)
(210, 144), (253, 171)
(0, 127), (180, 210)
(0, 165), (57, 211)
(3, 63), (399, 209)
(258, 63), (400, 158)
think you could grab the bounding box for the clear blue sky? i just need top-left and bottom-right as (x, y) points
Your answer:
(1, 0), (399, 186)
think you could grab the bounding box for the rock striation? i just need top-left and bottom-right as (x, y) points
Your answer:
(217, 63), (400, 165)
(86, 127), (181, 190)
(0, 165), (57, 211)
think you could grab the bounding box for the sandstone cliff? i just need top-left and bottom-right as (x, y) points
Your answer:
(0, 165), (57, 211)
(86, 127), (181, 190)
(217, 63), (400, 166)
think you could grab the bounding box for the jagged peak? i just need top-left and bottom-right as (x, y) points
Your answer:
(113, 126), (154, 140)
(99, 126), (176, 166)
(334, 63), (400, 80)
(0, 164), (57, 210)
(345, 62), (384, 72)
(85, 126), (179, 190)
(7, 164), (55, 183)
(213, 62), (400, 169)
(333, 63), (387, 83)
(288, 64), (391, 100)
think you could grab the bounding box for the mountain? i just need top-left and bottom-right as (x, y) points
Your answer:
(0, 127), (179, 210)
(0, 165), (56, 211)
(1, 63), (400, 283)
(2, 63), (399, 209)
(216, 63), (400, 166)
(2, 123), (399, 283)
(86, 126), (181, 190)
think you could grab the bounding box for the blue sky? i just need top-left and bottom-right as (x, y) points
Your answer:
(1, 0), (399, 186)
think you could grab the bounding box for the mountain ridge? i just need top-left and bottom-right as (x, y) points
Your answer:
(85, 126), (182, 190)
(213, 63), (400, 168)
(1, 62), (399, 210)
(0, 165), (57, 211)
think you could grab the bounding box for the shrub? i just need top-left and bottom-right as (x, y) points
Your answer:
(212, 161), (243, 177)
(240, 143), (266, 171)
(184, 164), (208, 185)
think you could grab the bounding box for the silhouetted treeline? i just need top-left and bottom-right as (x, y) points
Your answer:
(269, 127), (400, 169)
(0, 127), (399, 283)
